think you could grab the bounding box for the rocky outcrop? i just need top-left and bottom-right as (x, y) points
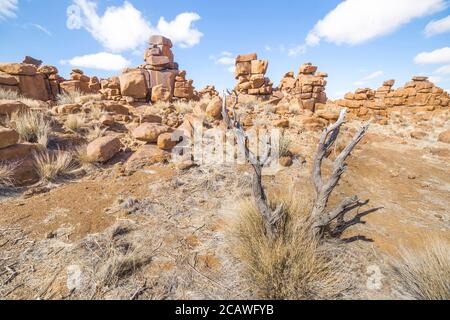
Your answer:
(234, 53), (273, 96)
(60, 69), (101, 95)
(336, 76), (449, 123)
(119, 35), (195, 103)
(278, 62), (328, 112)
(0, 59), (62, 100)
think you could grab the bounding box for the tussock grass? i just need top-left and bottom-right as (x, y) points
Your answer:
(228, 195), (354, 300)
(0, 88), (43, 108)
(278, 134), (292, 157)
(56, 91), (82, 105)
(0, 161), (18, 187)
(174, 100), (195, 115)
(8, 110), (51, 147)
(86, 124), (107, 142)
(64, 114), (86, 132)
(33, 149), (76, 182)
(392, 238), (450, 300)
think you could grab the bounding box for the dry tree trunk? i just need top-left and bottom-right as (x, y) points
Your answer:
(311, 108), (370, 232)
(221, 91), (283, 238)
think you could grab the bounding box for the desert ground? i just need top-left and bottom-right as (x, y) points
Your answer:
(0, 37), (449, 300)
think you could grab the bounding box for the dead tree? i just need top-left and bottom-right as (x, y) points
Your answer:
(310, 108), (370, 232)
(222, 91), (283, 238)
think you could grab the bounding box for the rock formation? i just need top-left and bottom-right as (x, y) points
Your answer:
(119, 35), (195, 103)
(336, 76), (450, 123)
(0, 60), (62, 101)
(279, 62), (328, 112)
(234, 53), (273, 96)
(60, 69), (101, 95)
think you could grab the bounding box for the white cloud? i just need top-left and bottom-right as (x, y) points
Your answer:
(354, 70), (384, 86)
(216, 57), (234, 65)
(428, 75), (443, 83)
(425, 15), (450, 37)
(414, 47), (450, 64)
(67, 0), (202, 52)
(156, 12), (203, 48)
(60, 52), (131, 71)
(31, 24), (52, 36)
(0, 0), (18, 21)
(227, 66), (236, 73)
(288, 44), (306, 57)
(435, 64), (450, 74)
(306, 0), (446, 46)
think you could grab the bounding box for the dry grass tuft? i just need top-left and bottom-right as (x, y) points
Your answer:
(33, 149), (76, 182)
(392, 237), (450, 300)
(86, 124), (107, 142)
(0, 161), (18, 188)
(0, 88), (42, 108)
(64, 114), (86, 132)
(228, 195), (354, 300)
(56, 91), (82, 105)
(278, 134), (292, 157)
(8, 110), (51, 147)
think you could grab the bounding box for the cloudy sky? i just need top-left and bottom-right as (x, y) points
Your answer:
(1, 0), (450, 98)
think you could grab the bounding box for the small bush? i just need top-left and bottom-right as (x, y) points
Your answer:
(64, 114), (86, 132)
(392, 238), (450, 300)
(9, 110), (51, 147)
(86, 124), (107, 142)
(228, 195), (353, 300)
(0, 88), (42, 108)
(33, 149), (76, 182)
(278, 134), (292, 157)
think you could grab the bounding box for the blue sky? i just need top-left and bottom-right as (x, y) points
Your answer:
(1, 0), (450, 98)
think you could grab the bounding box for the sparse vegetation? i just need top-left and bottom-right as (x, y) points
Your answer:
(278, 134), (292, 157)
(56, 91), (82, 105)
(33, 149), (76, 182)
(392, 238), (450, 300)
(8, 110), (51, 147)
(64, 114), (86, 132)
(86, 124), (107, 142)
(0, 161), (18, 188)
(0, 88), (42, 108)
(229, 196), (354, 299)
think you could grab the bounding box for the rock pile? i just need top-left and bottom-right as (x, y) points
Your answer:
(0, 60), (62, 101)
(234, 53), (273, 96)
(279, 62), (328, 112)
(198, 85), (219, 99)
(337, 76), (450, 122)
(119, 35), (195, 103)
(100, 77), (121, 101)
(60, 69), (101, 95)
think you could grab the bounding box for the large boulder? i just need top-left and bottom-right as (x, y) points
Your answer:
(0, 72), (19, 86)
(126, 144), (171, 171)
(151, 84), (173, 102)
(119, 70), (148, 99)
(0, 100), (28, 115)
(438, 130), (450, 144)
(132, 123), (171, 143)
(86, 136), (122, 162)
(16, 73), (49, 100)
(0, 63), (36, 76)
(205, 96), (223, 120)
(0, 127), (19, 149)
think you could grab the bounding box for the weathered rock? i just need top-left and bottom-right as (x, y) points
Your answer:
(86, 136), (122, 162)
(119, 70), (148, 99)
(103, 103), (130, 115)
(205, 96), (222, 120)
(151, 84), (172, 102)
(100, 114), (114, 126)
(0, 127), (19, 149)
(299, 63), (318, 75)
(149, 35), (173, 47)
(132, 123), (171, 143)
(0, 143), (37, 162)
(126, 144), (171, 170)
(0, 63), (36, 76)
(16, 74), (49, 100)
(157, 132), (180, 150)
(251, 60), (268, 74)
(438, 130), (450, 144)
(0, 100), (28, 115)
(236, 53), (257, 63)
(22, 56), (42, 67)
(0, 72), (19, 86)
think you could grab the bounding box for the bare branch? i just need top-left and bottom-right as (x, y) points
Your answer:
(311, 108), (370, 233)
(222, 91), (284, 237)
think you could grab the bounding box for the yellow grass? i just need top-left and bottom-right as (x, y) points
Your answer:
(392, 237), (450, 300)
(9, 110), (51, 147)
(228, 195), (353, 300)
(64, 114), (86, 132)
(0, 161), (18, 187)
(33, 149), (76, 182)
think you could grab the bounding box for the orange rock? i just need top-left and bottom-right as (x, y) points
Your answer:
(0, 100), (28, 115)
(438, 130), (450, 144)
(236, 53), (257, 63)
(0, 127), (19, 149)
(86, 136), (122, 162)
(132, 123), (171, 143)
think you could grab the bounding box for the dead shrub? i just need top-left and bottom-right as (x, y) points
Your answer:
(33, 149), (76, 182)
(392, 237), (450, 300)
(228, 195), (354, 300)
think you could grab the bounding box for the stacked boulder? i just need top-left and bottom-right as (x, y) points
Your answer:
(279, 63), (328, 112)
(119, 35), (194, 103)
(198, 85), (219, 99)
(100, 77), (121, 101)
(0, 59), (62, 101)
(234, 53), (273, 96)
(337, 76), (450, 122)
(60, 69), (101, 95)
